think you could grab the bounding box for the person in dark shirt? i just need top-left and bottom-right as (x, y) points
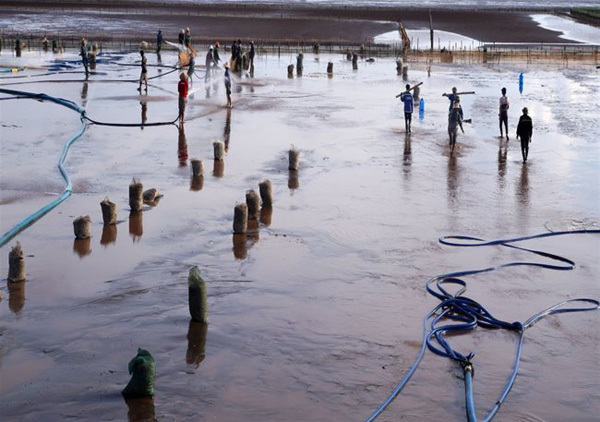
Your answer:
(213, 41), (221, 65)
(499, 87), (509, 139)
(138, 50), (148, 93)
(156, 29), (163, 53)
(249, 41), (255, 68)
(516, 107), (533, 163)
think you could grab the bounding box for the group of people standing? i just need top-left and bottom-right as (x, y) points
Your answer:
(397, 84), (533, 163)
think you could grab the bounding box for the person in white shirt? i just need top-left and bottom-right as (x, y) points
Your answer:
(499, 87), (509, 139)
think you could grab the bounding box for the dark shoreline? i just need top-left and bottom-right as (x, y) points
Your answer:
(0, 1), (585, 44)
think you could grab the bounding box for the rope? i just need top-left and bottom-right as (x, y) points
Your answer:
(365, 229), (600, 422)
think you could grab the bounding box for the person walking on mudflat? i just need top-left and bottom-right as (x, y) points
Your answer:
(499, 87), (509, 139)
(80, 39), (89, 79)
(516, 107), (533, 163)
(178, 73), (189, 124)
(396, 84), (414, 133)
(448, 99), (464, 155)
(138, 50), (148, 93)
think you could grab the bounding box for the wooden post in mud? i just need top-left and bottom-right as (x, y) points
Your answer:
(289, 146), (300, 171)
(188, 266), (208, 323)
(191, 158), (204, 177)
(352, 53), (358, 70)
(73, 215), (92, 239)
(7, 242), (26, 283)
(327, 61), (333, 75)
(213, 141), (225, 161)
(100, 197), (117, 225)
(233, 203), (248, 234)
(129, 178), (143, 211)
(259, 179), (273, 206)
(296, 53), (304, 76)
(429, 10), (434, 53)
(245, 190), (260, 220)
(287, 63), (294, 78)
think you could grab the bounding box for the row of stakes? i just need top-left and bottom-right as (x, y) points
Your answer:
(2, 147), (302, 397)
(286, 52), (404, 78)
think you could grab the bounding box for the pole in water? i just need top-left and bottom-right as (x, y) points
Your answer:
(188, 266), (208, 323)
(191, 158), (204, 177)
(419, 97), (425, 119)
(213, 141), (225, 161)
(289, 146), (300, 170)
(100, 197), (117, 225)
(296, 53), (304, 76)
(352, 53), (358, 70)
(327, 61), (333, 75)
(245, 189), (260, 220)
(73, 215), (92, 239)
(129, 178), (144, 212)
(8, 242), (26, 283)
(519, 73), (524, 94)
(122, 348), (156, 398)
(233, 202), (248, 234)
(259, 179), (273, 206)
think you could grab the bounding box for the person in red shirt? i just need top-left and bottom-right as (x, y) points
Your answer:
(178, 73), (189, 124)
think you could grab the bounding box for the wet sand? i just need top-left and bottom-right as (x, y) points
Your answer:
(0, 1), (580, 43)
(1, 49), (599, 421)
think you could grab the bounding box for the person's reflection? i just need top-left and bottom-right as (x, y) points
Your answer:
(125, 397), (156, 422)
(178, 124), (188, 167)
(129, 211), (143, 242)
(235, 83), (242, 94)
(8, 281), (25, 315)
(446, 155), (459, 214)
(250, 64), (254, 78)
(259, 205), (272, 227)
(205, 85), (211, 99)
(232, 233), (247, 260)
(223, 108), (232, 152)
(403, 132), (412, 171)
(497, 140), (507, 190)
(516, 163), (530, 207)
(156, 52), (162, 65)
(186, 321), (208, 368)
(190, 175), (204, 191)
(100, 224), (117, 246)
(288, 170), (299, 191)
(81, 82), (89, 108)
(213, 160), (225, 178)
(140, 100), (147, 130)
(73, 238), (91, 257)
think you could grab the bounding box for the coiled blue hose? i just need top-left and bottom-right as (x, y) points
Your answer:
(365, 230), (599, 422)
(0, 88), (86, 248)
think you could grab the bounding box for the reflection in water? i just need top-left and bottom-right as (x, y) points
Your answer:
(288, 170), (299, 191)
(205, 85), (211, 99)
(213, 160), (225, 178)
(223, 108), (232, 152)
(190, 176), (204, 191)
(260, 205), (273, 227)
(186, 321), (208, 368)
(140, 100), (147, 130)
(247, 219), (260, 242)
(100, 224), (117, 246)
(403, 133), (412, 172)
(80, 82), (89, 108)
(8, 281), (25, 315)
(129, 211), (143, 242)
(178, 125), (188, 167)
(156, 52), (162, 65)
(516, 163), (530, 207)
(73, 238), (91, 257)
(446, 155), (459, 214)
(124, 397), (156, 422)
(497, 140), (507, 190)
(232, 233), (247, 260)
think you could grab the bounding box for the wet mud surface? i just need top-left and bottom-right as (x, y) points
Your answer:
(1, 49), (599, 421)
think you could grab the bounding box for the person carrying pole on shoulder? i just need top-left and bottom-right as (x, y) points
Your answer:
(516, 107), (533, 163)
(396, 84), (414, 133)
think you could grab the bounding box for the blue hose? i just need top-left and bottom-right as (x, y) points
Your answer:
(365, 230), (599, 422)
